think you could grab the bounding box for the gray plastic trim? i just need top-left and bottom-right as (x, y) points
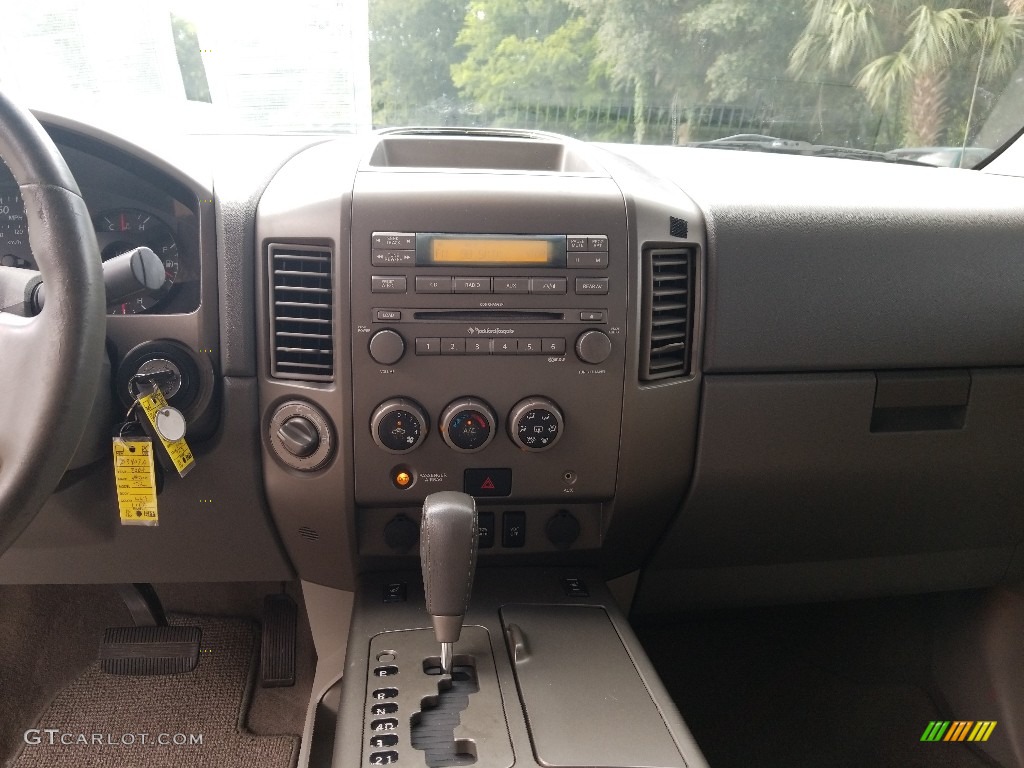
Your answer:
(335, 567), (709, 768)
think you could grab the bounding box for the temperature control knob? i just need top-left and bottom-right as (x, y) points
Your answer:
(508, 397), (564, 452)
(575, 330), (612, 365)
(369, 330), (405, 365)
(371, 399), (429, 453)
(440, 398), (497, 452)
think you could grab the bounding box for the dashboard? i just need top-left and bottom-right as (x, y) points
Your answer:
(2, 114), (1024, 613)
(0, 131), (201, 316)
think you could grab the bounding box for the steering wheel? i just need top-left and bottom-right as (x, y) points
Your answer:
(0, 92), (106, 555)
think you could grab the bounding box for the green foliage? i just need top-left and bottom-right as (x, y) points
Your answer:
(452, 1), (616, 120)
(364, 0), (1024, 149)
(449, 0), (637, 138)
(369, 0), (467, 126)
(171, 14), (211, 103)
(790, 1), (1024, 147)
(574, 0), (810, 140)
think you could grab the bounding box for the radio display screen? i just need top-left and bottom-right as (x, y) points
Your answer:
(418, 234), (566, 267)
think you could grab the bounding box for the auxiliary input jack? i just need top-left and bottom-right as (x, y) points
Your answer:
(562, 470), (577, 485)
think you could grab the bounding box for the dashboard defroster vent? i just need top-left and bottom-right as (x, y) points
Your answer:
(269, 244), (334, 381)
(641, 248), (694, 381)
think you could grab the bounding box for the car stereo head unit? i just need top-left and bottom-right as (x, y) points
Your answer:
(370, 232), (610, 270)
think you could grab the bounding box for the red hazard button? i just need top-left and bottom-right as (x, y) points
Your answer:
(464, 468), (512, 498)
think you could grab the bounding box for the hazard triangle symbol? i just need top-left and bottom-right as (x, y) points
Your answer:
(480, 477), (496, 490)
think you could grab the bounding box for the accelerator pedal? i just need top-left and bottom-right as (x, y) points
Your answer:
(99, 625), (201, 675)
(260, 593), (298, 687)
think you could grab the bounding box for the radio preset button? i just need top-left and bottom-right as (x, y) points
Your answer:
(371, 276), (408, 293)
(454, 277), (492, 293)
(576, 277), (609, 295)
(518, 338), (542, 354)
(371, 249), (414, 267)
(466, 338), (490, 355)
(372, 232), (415, 249)
(493, 339), (517, 355)
(531, 277), (566, 294)
(494, 277), (530, 294)
(588, 236), (609, 251)
(568, 253), (608, 269)
(415, 276), (453, 293)
(441, 338), (466, 355)
(567, 236), (589, 252)
(415, 338), (441, 355)
(542, 338), (566, 354)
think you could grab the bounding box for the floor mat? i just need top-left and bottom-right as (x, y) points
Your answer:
(635, 595), (1002, 768)
(10, 615), (298, 768)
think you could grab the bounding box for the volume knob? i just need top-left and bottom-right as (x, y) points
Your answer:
(575, 330), (612, 365)
(369, 330), (405, 365)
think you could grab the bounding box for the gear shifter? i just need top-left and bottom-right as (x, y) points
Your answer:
(420, 491), (479, 674)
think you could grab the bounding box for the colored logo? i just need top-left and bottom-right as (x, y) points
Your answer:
(921, 721), (997, 742)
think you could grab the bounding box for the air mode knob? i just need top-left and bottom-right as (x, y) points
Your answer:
(508, 397), (564, 452)
(576, 330), (612, 365)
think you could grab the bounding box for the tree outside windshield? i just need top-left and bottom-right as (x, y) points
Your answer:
(371, 0), (1024, 164)
(2, 1), (1021, 163)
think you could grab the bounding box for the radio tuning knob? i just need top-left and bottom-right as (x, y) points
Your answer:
(575, 330), (612, 365)
(369, 329), (405, 365)
(508, 397), (564, 452)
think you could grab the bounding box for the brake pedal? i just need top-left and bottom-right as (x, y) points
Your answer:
(99, 625), (201, 675)
(260, 593), (297, 687)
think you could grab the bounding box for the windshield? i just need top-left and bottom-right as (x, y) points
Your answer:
(1, 1), (1022, 166)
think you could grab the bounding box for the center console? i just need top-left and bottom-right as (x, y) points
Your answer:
(332, 490), (707, 768)
(336, 566), (707, 768)
(255, 131), (709, 768)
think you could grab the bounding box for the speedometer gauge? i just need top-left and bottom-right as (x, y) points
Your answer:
(0, 191), (30, 267)
(93, 208), (180, 314)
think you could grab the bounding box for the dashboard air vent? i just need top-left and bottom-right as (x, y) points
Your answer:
(269, 244), (334, 381)
(641, 248), (694, 381)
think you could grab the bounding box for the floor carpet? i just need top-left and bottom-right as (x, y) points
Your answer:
(10, 614), (298, 768)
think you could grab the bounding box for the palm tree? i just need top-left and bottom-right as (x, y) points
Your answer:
(790, 0), (1024, 148)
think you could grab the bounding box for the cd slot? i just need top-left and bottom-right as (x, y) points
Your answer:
(412, 310), (566, 322)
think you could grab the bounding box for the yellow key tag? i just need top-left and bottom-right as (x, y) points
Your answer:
(137, 388), (196, 478)
(112, 437), (159, 526)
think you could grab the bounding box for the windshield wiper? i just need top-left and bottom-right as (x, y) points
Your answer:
(684, 135), (933, 166)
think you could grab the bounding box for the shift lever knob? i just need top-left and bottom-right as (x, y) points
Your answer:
(420, 491), (478, 673)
